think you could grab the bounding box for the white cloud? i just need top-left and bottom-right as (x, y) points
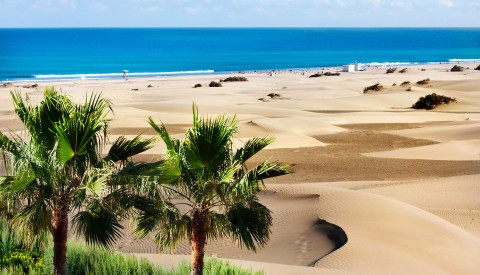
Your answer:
(185, 6), (200, 13)
(440, 0), (453, 7)
(336, 0), (346, 7)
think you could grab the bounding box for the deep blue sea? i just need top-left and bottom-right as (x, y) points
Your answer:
(0, 28), (479, 81)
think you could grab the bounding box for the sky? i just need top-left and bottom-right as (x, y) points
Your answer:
(1, 0), (479, 28)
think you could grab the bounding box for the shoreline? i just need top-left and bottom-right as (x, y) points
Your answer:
(2, 59), (479, 83)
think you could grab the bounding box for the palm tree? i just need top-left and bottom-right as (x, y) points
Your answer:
(0, 87), (155, 275)
(135, 104), (290, 275)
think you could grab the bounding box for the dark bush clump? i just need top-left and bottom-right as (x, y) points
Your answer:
(222, 76), (248, 82)
(421, 68), (426, 71)
(363, 83), (383, 93)
(209, 81), (222, 87)
(450, 65), (464, 72)
(309, 72), (340, 78)
(400, 81), (411, 87)
(399, 68), (408, 73)
(412, 93), (457, 110)
(386, 68), (397, 74)
(392, 83), (397, 86)
(416, 78), (430, 85)
(324, 72), (340, 76)
(475, 65), (480, 71)
(193, 83), (202, 88)
(147, 84), (153, 88)
(267, 93), (281, 98)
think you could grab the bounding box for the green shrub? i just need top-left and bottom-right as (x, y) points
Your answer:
(416, 78), (430, 85)
(221, 76), (248, 82)
(209, 81), (222, 87)
(0, 250), (44, 273)
(450, 65), (464, 72)
(386, 68), (397, 74)
(193, 83), (202, 88)
(363, 83), (383, 93)
(412, 93), (457, 110)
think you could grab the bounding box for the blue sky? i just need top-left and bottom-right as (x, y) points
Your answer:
(1, 0), (479, 27)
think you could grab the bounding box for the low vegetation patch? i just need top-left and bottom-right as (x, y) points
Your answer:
(309, 72), (340, 78)
(0, 218), (264, 275)
(450, 65), (464, 72)
(209, 81), (222, 87)
(392, 83), (397, 86)
(475, 65), (480, 70)
(324, 72), (340, 76)
(147, 84), (153, 88)
(412, 93), (457, 110)
(22, 84), (38, 88)
(193, 83), (202, 88)
(386, 68), (397, 74)
(363, 83), (383, 93)
(267, 92), (281, 98)
(0, 250), (44, 274)
(1, 83), (13, 88)
(399, 68), (408, 73)
(221, 76), (248, 82)
(416, 78), (430, 85)
(400, 81), (411, 87)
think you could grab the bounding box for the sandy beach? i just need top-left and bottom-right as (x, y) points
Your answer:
(1, 62), (479, 274)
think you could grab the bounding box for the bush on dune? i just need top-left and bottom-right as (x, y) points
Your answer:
(209, 81), (222, 87)
(416, 78), (430, 85)
(399, 68), (408, 73)
(193, 83), (202, 88)
(474, 65), (480, 71)
(309, 72), (340, 78)
(221, 76), (248, 82)
(400, 81), (411, 87)
(450, 65), (464, 72)
(412, 93), (457, 110)
(363, 83), (383, 93)
(386, 68), (397, 74)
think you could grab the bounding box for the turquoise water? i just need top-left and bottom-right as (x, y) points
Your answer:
(0, 28), (479, 81)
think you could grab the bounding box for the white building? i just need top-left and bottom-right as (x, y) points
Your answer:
(342, 65), (355, 72)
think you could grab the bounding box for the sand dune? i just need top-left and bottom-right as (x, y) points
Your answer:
(363, 139), (480, 160)
(268, 184), (480, 274)
(1, 62), (480, 274)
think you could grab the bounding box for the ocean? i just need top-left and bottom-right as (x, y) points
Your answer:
(0, 28), (479, 81)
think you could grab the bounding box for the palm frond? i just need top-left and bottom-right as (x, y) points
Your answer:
(106, 135), (156, 163)
(234, 136), (275, 164)
(226, 201), (272, 251)
(72, 202), (123, 248)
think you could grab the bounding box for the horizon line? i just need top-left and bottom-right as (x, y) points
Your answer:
(1, 26), (480, 29)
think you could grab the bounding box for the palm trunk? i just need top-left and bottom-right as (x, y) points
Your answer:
(52, 203), (68, 275)
(190, 209), (209, 275)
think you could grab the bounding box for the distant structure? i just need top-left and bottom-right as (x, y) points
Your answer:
(342, 64), (355, 72)
(342, 63), (363, 72)
(355, 63), (362, 71)
(123, 70), (128, 79)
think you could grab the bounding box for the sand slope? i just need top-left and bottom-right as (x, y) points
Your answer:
(1, 63), (480, 274)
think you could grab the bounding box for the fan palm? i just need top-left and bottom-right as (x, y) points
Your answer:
(135, 104), (290, 275)
(0, 87), (155, 275)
